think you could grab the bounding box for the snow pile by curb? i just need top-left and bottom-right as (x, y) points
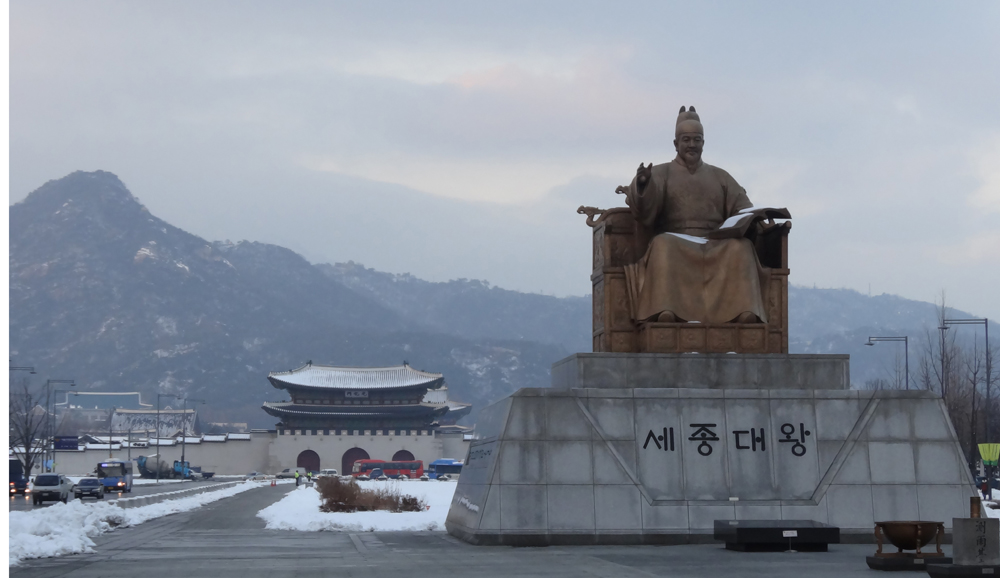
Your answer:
(8, 500), (127, 566)
(257, 480), (457, 532)
(9, 481), (262, 566)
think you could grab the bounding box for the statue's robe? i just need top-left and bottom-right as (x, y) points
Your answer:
(623, 157), (770, 323)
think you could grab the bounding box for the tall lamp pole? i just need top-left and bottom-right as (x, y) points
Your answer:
(108, 405), (116, 459)
(155, 393), (179, 483)
(943, 318), (992, 440)
(180, 398), (206, 473)
(45, 380), (76, 472)
(865, 336), (909, 390)
(940, 325), (950, 399)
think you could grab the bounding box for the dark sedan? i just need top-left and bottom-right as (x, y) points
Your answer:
(74, 477), (105, 500)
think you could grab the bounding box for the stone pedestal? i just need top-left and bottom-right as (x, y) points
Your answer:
(954, 518), (1000, 565)
(927, 518), (1000, 576)
(446, 353), (977, 546)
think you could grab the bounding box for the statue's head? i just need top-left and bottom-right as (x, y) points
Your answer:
(674, 106), (704, 166)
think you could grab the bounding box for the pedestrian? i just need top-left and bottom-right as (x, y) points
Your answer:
(295, 470), (300, 486)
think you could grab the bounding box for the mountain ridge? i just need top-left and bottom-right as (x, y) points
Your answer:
(10, 171), (995, 428)
(9, 171), (566, 427)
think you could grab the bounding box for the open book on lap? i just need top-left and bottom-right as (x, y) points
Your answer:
(707, 207), (792, 240)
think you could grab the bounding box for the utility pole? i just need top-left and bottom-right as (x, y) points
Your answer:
(109, 406), (115, 459)
(155, 393), (178, 483)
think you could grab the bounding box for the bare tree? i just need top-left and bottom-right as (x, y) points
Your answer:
(962, 339), (984, 468)
(871, 347), (907, 390)
(8, 377), (48, 477)
(985, 337), (1000, 443)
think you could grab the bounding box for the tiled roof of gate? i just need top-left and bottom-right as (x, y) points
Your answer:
(261, 402), (445, 417)
(268, 363), (443, 390)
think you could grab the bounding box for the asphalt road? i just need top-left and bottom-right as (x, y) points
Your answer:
(8, 478), (238, 512)
(11, 484), (934, 577)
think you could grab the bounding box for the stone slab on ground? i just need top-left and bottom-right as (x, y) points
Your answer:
(866, 555), (953, 571)
(714, 519), (839, 552)
(927, 564), (1000, 576)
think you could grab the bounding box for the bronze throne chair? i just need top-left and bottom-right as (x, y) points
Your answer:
(578, 206), (791, 354)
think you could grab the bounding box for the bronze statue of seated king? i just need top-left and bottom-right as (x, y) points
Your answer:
(579, 106), (791, 354)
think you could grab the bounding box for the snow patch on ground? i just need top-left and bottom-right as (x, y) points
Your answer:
(9, 481), (262, 566)
(257, 480), (457, 532)
(979, 492), (1000, 518)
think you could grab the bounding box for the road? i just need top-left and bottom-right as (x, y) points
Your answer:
(8, 478), (239, 512)
(11, 484), (930, 577)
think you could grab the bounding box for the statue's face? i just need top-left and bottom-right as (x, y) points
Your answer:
(674, 133), (704, 165)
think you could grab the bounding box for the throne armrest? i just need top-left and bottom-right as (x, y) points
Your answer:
(580, 205), (790, 270)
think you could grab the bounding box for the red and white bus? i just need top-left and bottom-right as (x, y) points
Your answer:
(351, 459), (423, 479)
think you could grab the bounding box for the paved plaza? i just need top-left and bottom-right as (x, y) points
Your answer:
(10, 485), (936, 577)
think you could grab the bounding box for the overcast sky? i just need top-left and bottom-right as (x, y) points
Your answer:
(9, 1), (1000, 320)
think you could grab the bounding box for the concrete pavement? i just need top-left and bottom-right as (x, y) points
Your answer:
(11, 484), (927, 577)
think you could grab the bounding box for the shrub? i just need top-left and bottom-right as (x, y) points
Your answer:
(317, 477), (425, 513)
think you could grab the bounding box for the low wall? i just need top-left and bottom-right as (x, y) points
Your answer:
(49, 430), (470, 476)
(109, 481), (243, 509)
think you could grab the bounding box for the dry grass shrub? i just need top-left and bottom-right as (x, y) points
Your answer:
(317, 476), (425, 513)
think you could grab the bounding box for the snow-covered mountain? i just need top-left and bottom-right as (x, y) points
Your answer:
(10, 171), (993, 429)
(8, 171), (564, 427)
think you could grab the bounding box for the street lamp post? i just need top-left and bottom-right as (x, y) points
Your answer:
(944, 318), (992, 440)
(46, 380), (76, 472)
(108, 406), (116, 459)
(155, 393), (179, 483)
(940, 325), (950, 399)
(180, 398), (206, 473)
(865, 336), (909, 390)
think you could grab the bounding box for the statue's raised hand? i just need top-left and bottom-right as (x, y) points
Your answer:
(636, 162), (653, 189)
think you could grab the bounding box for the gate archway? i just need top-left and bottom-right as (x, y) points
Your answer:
(392, 450), (415, 462)
(297, 450), (320, 473)
(342, 447), (370, 475)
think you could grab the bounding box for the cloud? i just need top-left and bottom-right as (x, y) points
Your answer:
(967, 136), (1000, 214)
(927, 230), (1000, 267)
(8, 1), (1000, 321)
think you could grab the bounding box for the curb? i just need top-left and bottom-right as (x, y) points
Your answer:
(108, 481), (243, 509)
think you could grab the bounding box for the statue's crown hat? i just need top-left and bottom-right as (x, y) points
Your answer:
(675, 105), (704, 136)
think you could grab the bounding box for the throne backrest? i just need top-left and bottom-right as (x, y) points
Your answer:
(584, 206), (790, 354)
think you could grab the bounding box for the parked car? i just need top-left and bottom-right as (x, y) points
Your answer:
(74, 478), (105, 500)
(31, 474), (73, 505)
(275, 467), (306, 479)
(318, 469), (338, 477)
